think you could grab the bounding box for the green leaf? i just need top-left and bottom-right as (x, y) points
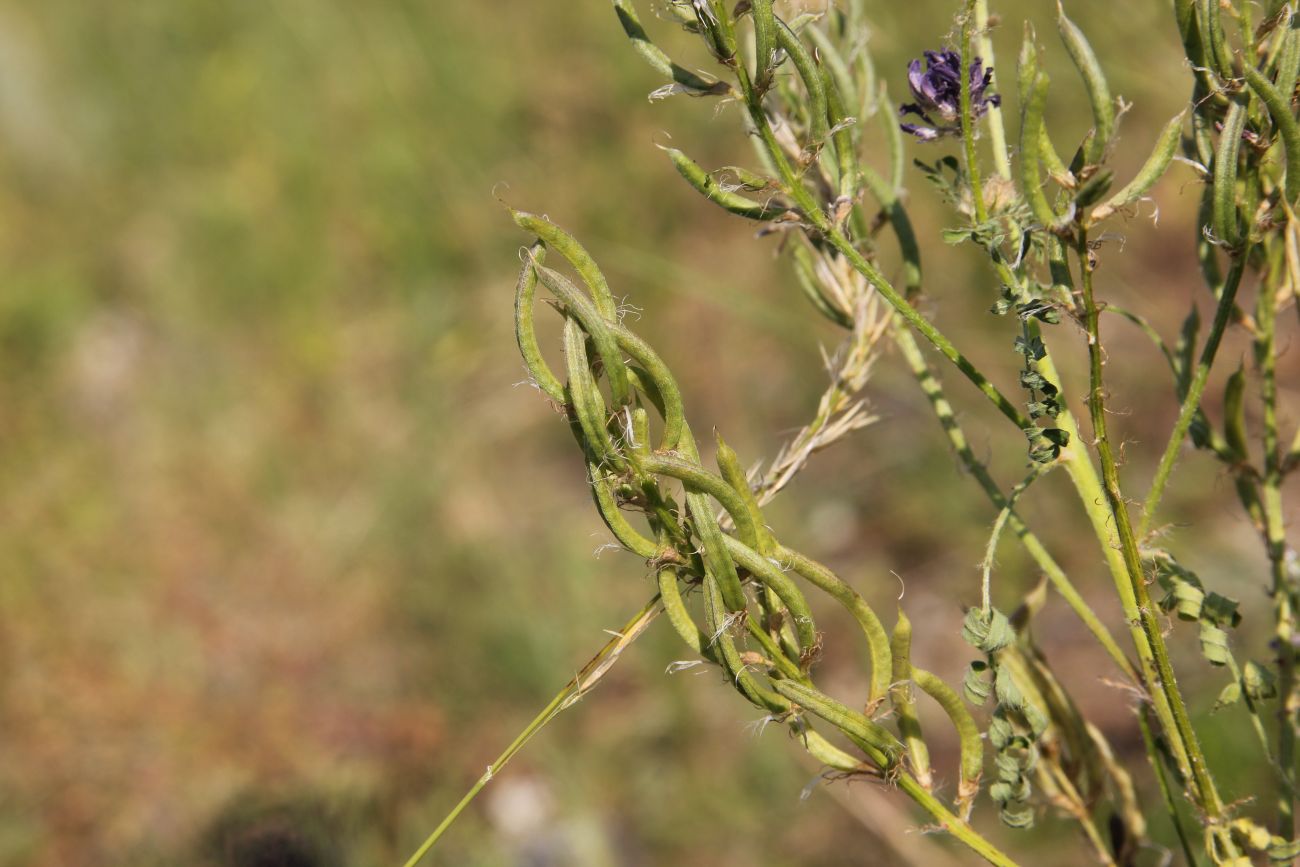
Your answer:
(1244, 661), (1278, 701)
(962, 608), (1015, 653)
(1213, 680), (1242, 712)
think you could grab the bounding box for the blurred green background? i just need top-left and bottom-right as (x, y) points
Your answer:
(1, 1), (1296, 865)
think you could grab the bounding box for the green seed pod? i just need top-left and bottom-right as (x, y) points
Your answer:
(1017, 22), (1039, 103)
(612, 0), (729, 96)
(536, 262), (632, 407)
(771, 679), (903, 769)
(1212, 99), (1247, 248)
(590, 462), (659, 559)
(1072, 169), (1114, 209)
(800, 728), (864, 772)
(1019, 70), (1059, 230)
(1056, 3), (1114, 165)
(641, 451), (761, 552)
(823, 66), (859, 201)
(715, 433), (773, 554)
(749, 0), (778, 90)
(514, 243), (566, 404)
(890, 609), (932, 790)
(702, 573), (787, 712)
(663, 147), (787, 220)
(1090, 111), (1186, 223)
(657, 568), (712, 659)
(1174, 0), (1207, 70)
(913, 666), (983, 817)
(775, 544), (892, 705)
(722, 537), (817, 656)
(629, 406), (652, 459)
(563, 318), (624, 470)
(774, 19), (829, 149)
(804, 24), (859, 129)
(1199, 0), (1235, 81)
(512, 209), (619, 320)
(1243, 64), (1300, 207)
(611, 326), (685, 450)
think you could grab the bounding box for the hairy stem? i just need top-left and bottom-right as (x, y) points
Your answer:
(1076, 228), (1230, 832)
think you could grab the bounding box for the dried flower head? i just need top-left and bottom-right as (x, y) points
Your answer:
(899, 50), (1000, 142)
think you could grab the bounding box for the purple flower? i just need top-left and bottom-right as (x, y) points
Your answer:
(899, 50), (1000, 142)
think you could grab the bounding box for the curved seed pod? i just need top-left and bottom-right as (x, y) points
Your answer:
(745, 616), (806, 681)
(658, 568), (714, 659)
(1056, 3), (1113, 166)
(702, 573), (788, 712)
(1174, 0), (1207, 70)
(688, 489), (747, 613)
(512, 210), (619, 320)
(695, 0), (736, 64)
(641, 452), (761, 551)
(771, 679), (903, 769)
(799, 727), (865, 772)
(662, 147), (787, 220)
(610, 326), (684, 450)
(1017, 22), (1039, 105)
(1090, 111), (1186, 223)
(1199, 0), (1235, 82)
(611, 0), (729, 96)
(823, 67), (859, 201)
(715, 433), (774, 554)
(722, 536), (818, 657)
(749, 0), (778, 90)
(1039, 126), (1073, 188)
(563, 318), (624, 470)
(536, 262), (632, 407)
(718, 164), (773, 191)
(914, 667), (984, 817)
(629, 406), (652, 459)
(858, 161), (922, 294)
(774, 544), (892, 707)
(514, 244), (566, 404)
(667, 429), (749, 613)
(891, 609), (932, 790)
(1212, 99), (1247, 248)
(1243, 64), (1300, 207)
(774, 19), (829, 149)
(804, 24), (859, 128)
(1196, 182), (1224, 289)
(1019, 70), (1059, 229)
(590, 462), (660, 559)
(1223, 364), (1249, 462)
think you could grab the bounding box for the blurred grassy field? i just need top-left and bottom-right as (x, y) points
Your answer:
(1, 1), (1296, 865)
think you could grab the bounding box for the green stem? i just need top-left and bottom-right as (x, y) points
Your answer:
(960, 1), (989, 224)
(897, 774), (1022, 867)
(1257, 239), (1297, 840)
(1139, 253), (1251, 537)
(1076, 228), (1230, 830)
(894, 321), (1135, 679)
(1137, 708), (1201, 867)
